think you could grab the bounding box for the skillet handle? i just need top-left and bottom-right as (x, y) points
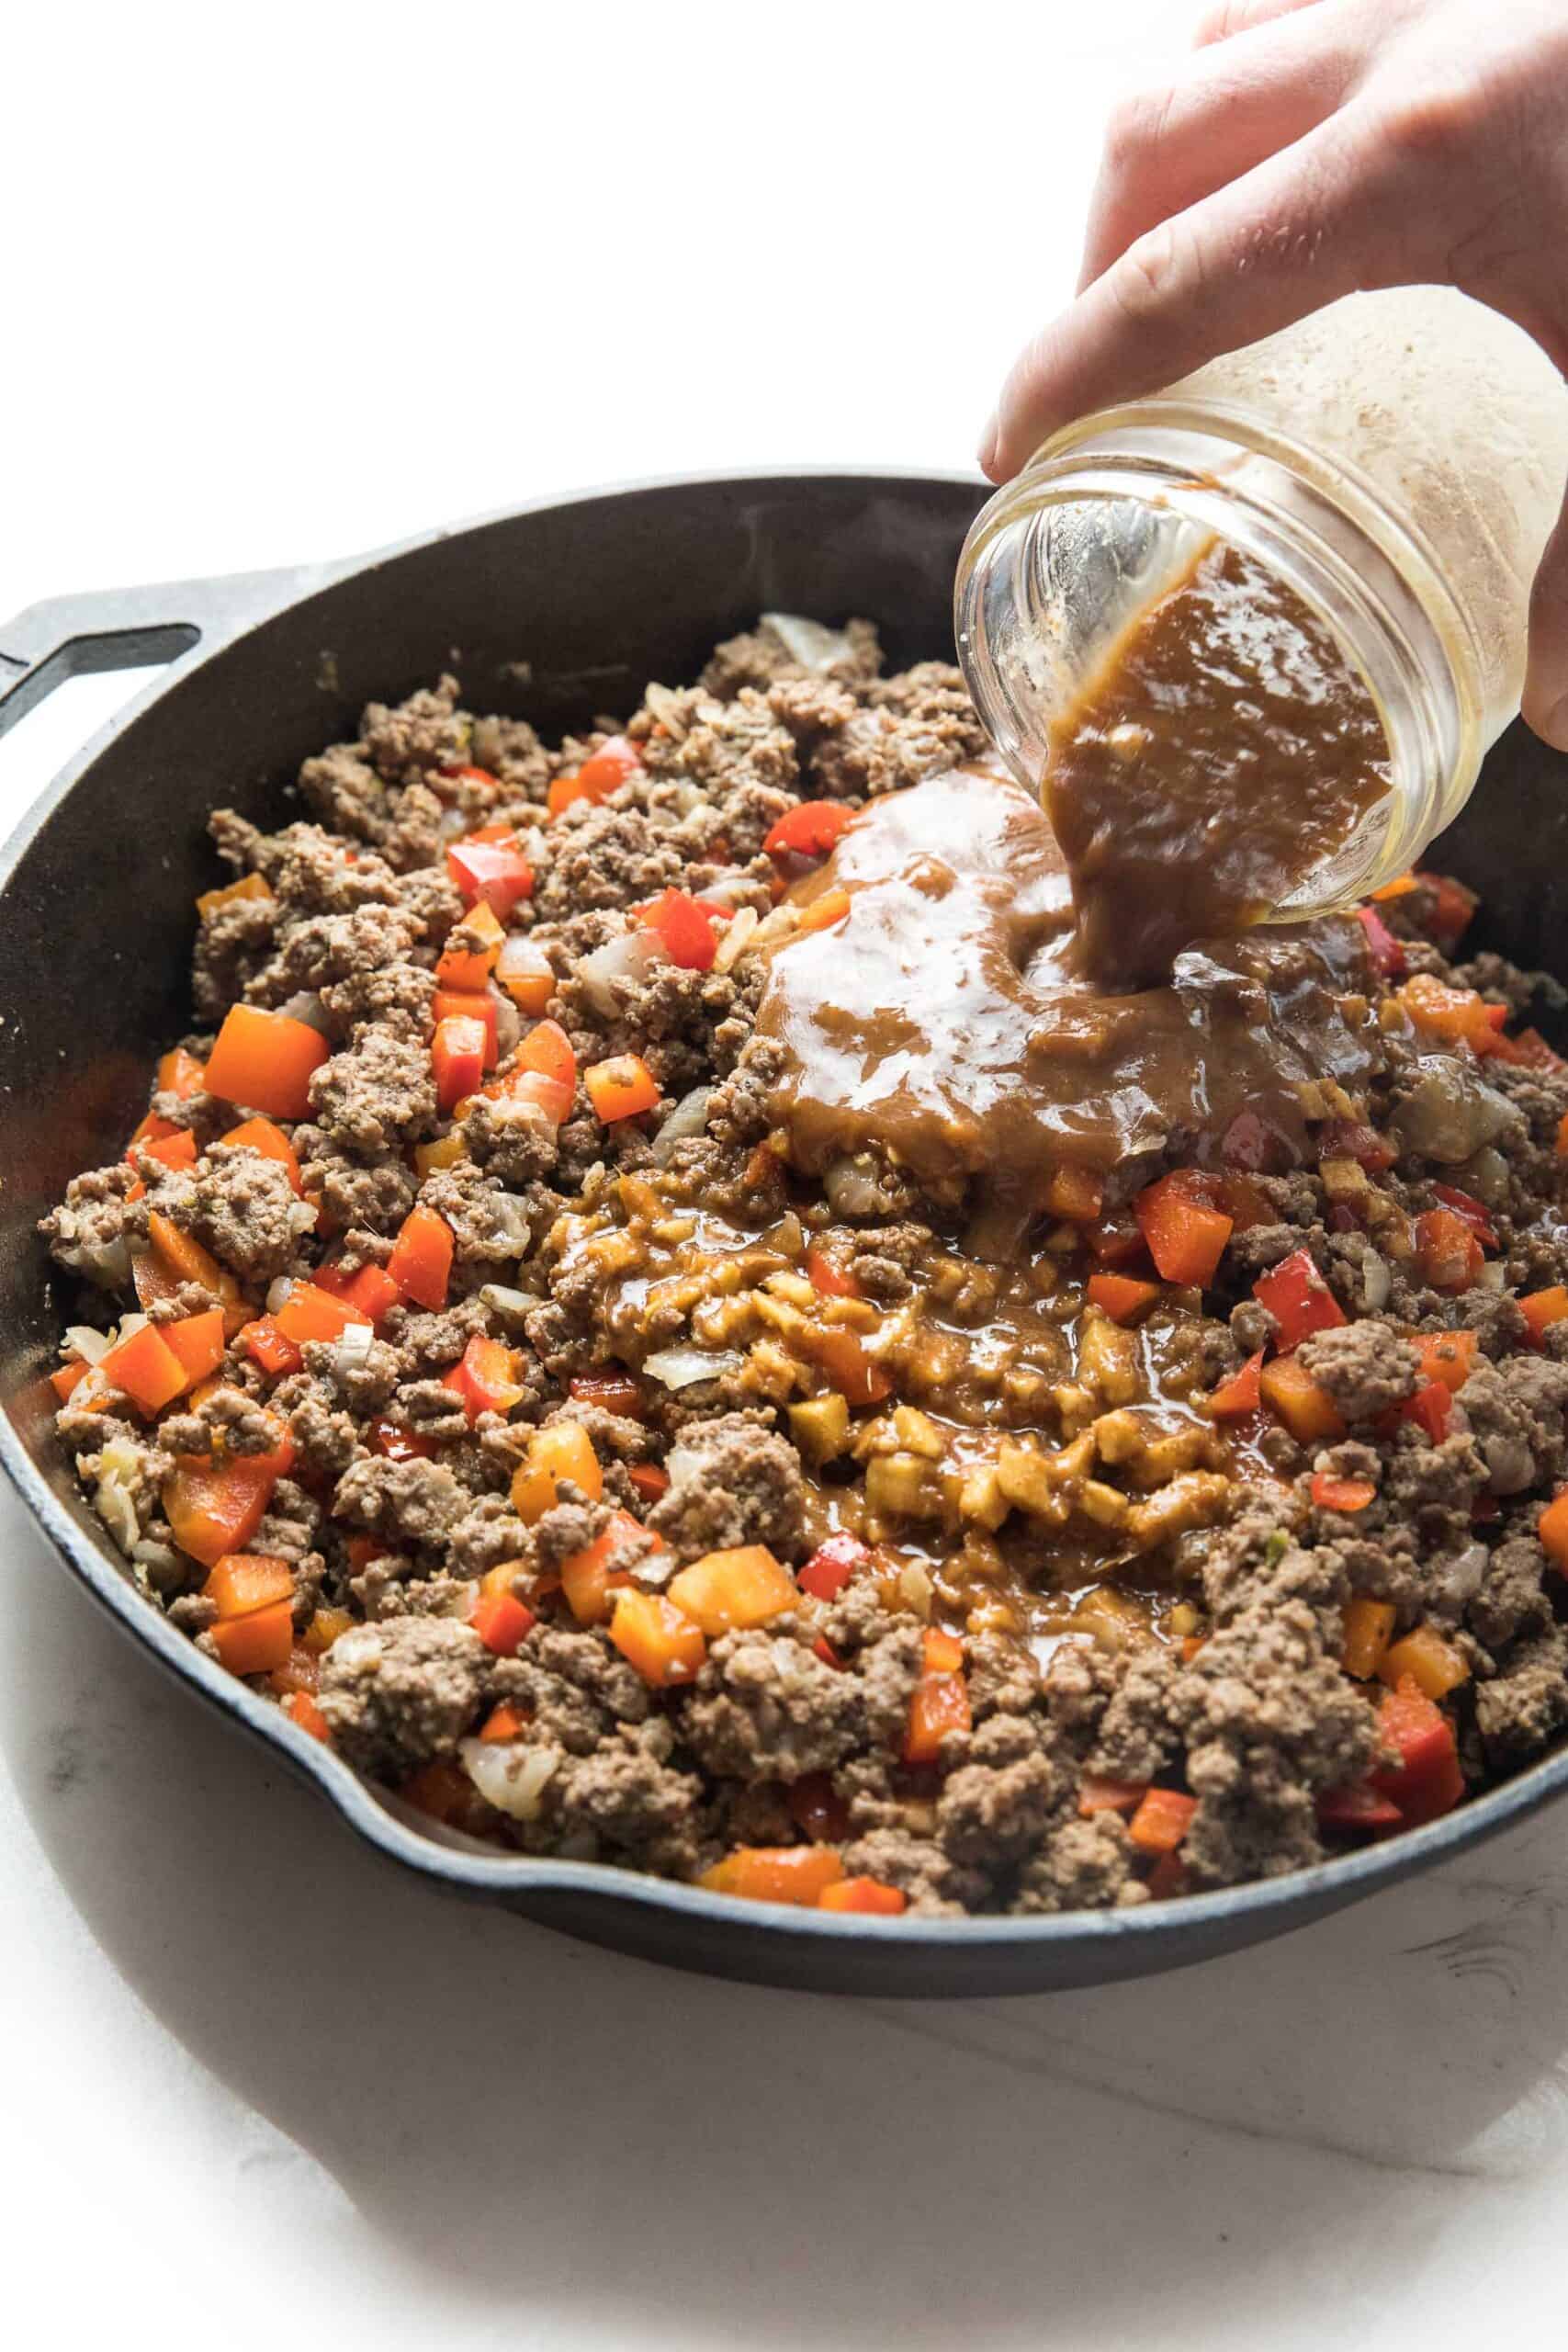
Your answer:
(0, 563), (321, 743)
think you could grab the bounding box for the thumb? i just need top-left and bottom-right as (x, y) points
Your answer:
(1522, 485), (1568, 752)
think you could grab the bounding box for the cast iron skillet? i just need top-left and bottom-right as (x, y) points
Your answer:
(6, 470), (1568, 1998)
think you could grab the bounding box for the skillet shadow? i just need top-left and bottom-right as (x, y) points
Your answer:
(8, 1503), (1568, 2349)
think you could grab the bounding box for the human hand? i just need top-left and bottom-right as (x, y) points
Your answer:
(978, 0), (1568, 746)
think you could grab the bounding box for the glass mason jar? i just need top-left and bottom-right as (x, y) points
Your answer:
(955, 287), (1568, 920)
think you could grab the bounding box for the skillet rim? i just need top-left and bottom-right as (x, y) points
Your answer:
(5, 464), (1565, 1988)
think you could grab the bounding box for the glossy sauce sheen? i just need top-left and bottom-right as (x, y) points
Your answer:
(1045, 539), (1392, 989)
(757, 765), (1377, 1202)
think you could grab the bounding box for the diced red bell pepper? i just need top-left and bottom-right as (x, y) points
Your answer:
(502, 1019), (577, 1125)
(1078, 1775), (1149, 1817)
(434, 901), (505, 991)
(240, 1315), (304, 1379)
(1417, 870), (1478, 950)
(129, 1127), (198, 1178)
(1088, 1209), (1146, 1267)
(763, 799), (857, 864)
(1398, 1380), (1453, 1443)
(1311, 1472), (1377, 1512)
(1316, 1781), (1403, 1833)
(337, 1263), (400, 1324)
(1316, 1117), (1396, 1173)
(636, 888), (720, 971)
(210, 1600), (295, 1678)
(574, 735), (643, 802)
(163, 1452), (279, 1568)
(204, 1002), (330, 1121)
(388, 1205), (455, 1309)
(903, 1631), (970, 1765)
(286, 1690), (333, 1742)
(470, 1589), (536, 1657)
(1413, 1206), (1484, 1293)
(1430, 1182), (1496, 1246)
(1127, 1788), (1198, 1855)
(433, 1014), (488, 1112)
(796, 1531), (869, 1602)
(442, 1335), (526, 1423)
(1355, 903), (1406, 978)
(276, 1281), (370, 1349)
(787, 1773), (852, 1843)
(432, 988), (499, 1069)
(1204, 1348), (1264, 1419)
(1134, 1171), (1233, 1287)
(161, 1307), (227, 1390)
(1413, 1329), (1477, 1392)
(1219, 1109), (1286, 1172)
(804, 1242), (862, 1298)
(627, 1462), (671, 1503)
(802, 1325), (892, 1406)
(1252, 1248), (1346, 1351)
(367, 1416), (439, 1463)
(569, 1369), (645, 1418)
(1521, 1286), (1568, 1347)
(1368, 1675), (1464, 1824)
(446, 834), (535, 920)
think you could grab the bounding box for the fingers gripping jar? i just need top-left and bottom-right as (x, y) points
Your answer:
(955, 287), (1568, 918)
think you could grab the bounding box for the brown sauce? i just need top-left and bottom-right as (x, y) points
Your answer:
(756, 764), (1377, 1214)
(1044, 538), (1392, 989)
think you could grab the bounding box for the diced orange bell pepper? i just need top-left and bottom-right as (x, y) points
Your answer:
(762, 800), (856, 864)
(609, 1589), (706, 1688)
(160, 1306), (227, 1389)
(797, 886), (852, 935)
(1341, 1596), (1397, 1679)
(204, 1002), (330, 1121)
(547, 735), (642, 819)
(1519, 1287), (1568, 1348)
(434, 901), (505, 991)
(387, 1204), (455, 1309)
(285, 1690), (333, 1742)
(433, 987), (499, 1069)
(501, 1018), (577, 1125)
(584, 1052), (660, 1124)
(818, 1876), (907, 1916)
(1369, 1676), (1465, 1824)
(303, 1603), (355, 1654)
(145, 1210), (231, 1299)
(627, 1462), (671, 1503)
(636, 887), (721, 970)
(209, 1599), (295, 1677)
(127, 1111), (181, 1155)
(98, 1321), (188, 1417)
(1397, 972), (1499, 1054)
(203, 1552), (294, 1620)
(1414, 1329), (1478, 1390)
(196, 870), (274, 922)
(668, 1544), (798, 1635)
(442, 1335), (526, 1423)
(1127, 1787), (1198, 1855)
(1204, 1348), (1264, 1419)
(511, 1420), (603, 1523)
(1379, 1623), (1470, 1701)
(479, 1701), (527, 1743)
(128, 1127), (197, 1181)
(558, 1510), (649, 1623)
(164, 1453), (278, 1567)
(433, 1014), (488, 1112)
(50, 1360), (90, 1403)
(1086, 1272), (1160, 1324)
(276, 1281), (370, 1349)
(220, 1115), (304, 1195)
(802, 1242), (861, 1298)
(158, 1045), (209, 1099)
(1311, 1472), (1377, 1513)
(699, 1845), (846, 1904)
(1259, 1355), (1346, 1443)
(1540, 1487), (1568, 1571)
(1134, 1171), (1233, 1287)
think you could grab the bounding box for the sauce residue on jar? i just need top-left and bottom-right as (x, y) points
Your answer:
(1043, 537), (1393, 989)
(754, 763), (1377, 1217)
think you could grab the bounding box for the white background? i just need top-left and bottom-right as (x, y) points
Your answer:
(7, 6), (1568, 2349)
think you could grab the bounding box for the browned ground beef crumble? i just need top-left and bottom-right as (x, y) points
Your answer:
(39, 616), (1568, 1917)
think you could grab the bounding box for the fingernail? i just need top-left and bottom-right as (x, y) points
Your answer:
(976, 418), (999, 480)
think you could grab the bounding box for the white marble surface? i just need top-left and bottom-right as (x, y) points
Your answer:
(6, 5), (1567, 2346)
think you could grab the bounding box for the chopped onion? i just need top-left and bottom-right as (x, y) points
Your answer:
(266, 1275), (295, 1315)
(714, 905), (759, 974)
(278, 991), (333, 1035)
(747, 903), (803, 956)
(64, 1325), (111, 1365)
(651, 1086), (715, 1166)
(497, 933), (554, 1004)
(115, 1312), (150, 1342)
(644, 683), (689, 741)
(330, 1323), (376, 1377)
(761, 612), (857, 673)
(824, 1155), (886, 1218)
(479, 1283), (533, 1317)
(643, 1345), (745, 1390)
(694, 870), (752, 907)
(576, 929), (666, 1019)
(897, 1564), (933, 1621)
(488, 1196), (532, 1252)
(460, 1739), (559, 1822)
(489, 983), (521, 1061)
(1359, 1250), (1392, 1312)
(1475, 1260), (1506, 1292)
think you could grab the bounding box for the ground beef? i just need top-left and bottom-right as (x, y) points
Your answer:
(318, 1614), (489, 1777)
(647, 1411), (807, 1561)
(41, 620), (1568, 1927)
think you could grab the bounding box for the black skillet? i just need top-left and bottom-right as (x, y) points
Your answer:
(5, 470), (1568, 1996)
